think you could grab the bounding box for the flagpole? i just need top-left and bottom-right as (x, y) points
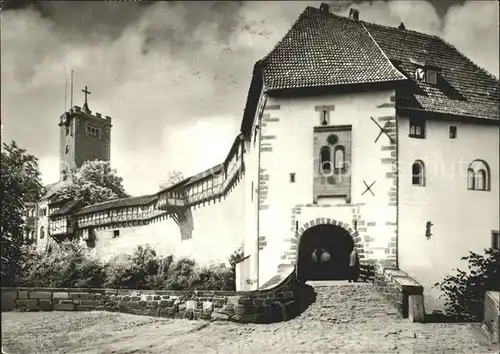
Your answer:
(70, 70), (74, 109)
(64, 75), (68, 111)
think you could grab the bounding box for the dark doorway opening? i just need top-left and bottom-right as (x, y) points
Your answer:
(297, 224), (354, 282)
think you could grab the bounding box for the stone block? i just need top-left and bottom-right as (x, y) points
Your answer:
(184, 310), (194, 320)
(29, 291), (52, 300)
(1, 291), (18, 301)
(226, 296), (240, 306)
(54, 303), (75, 311)
(18, 291), (28, 299)
(408, 295), (425, 323)
(158, 306), (177, 318)
(1, 300), (17, 311)
(52, 292), (69, 300)
(17, 299), (39, 311)
(76, 305), (96, 311)
(186, 300), (197, 311)
(39, 299), (53, 311)
(158, 299), (174, 308)
(211, 311), (230, 321)
(202, 301), (213, 312)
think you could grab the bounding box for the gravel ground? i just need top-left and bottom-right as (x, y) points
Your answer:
(1, 283), (497, 354)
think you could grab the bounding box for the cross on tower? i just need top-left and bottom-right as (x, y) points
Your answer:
(82, 86), (91, 105)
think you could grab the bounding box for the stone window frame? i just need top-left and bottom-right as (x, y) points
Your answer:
(467, 159), (490, 191)
(409, 116), (426, 139)
(412, 160), (426, 186)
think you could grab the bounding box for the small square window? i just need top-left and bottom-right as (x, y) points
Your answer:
(426, 70), (437, 84)
(290, 173), (296, 183)
(113, 230), (120, 238)
(449, 126), (457, 139)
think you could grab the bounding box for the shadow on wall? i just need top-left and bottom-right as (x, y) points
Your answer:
(170, 207), (194, 241)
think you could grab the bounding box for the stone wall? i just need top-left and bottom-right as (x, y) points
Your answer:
(482, 291), (499, 343)
(1, 273), (297, 324)
(374, 262), (424, 318)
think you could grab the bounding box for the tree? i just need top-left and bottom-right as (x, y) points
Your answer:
(159, 170), (185, 190)
(1, 141), (44, 286)
(434, 248), (500, 321)
(54, 160), (129, 207)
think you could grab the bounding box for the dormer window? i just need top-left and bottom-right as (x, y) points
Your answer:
(415, 68), (425, 81)
(426, 70), (437, 84)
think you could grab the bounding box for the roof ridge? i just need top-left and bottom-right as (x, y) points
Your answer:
(362, 19), (498, 82)
(360, 19), (442, 40)
(361, 22), (407, 82)
(435, 36), (499, 82)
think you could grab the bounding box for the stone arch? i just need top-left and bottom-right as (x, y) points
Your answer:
(285, 218), (361, 265)
(292, 218), (361, 282)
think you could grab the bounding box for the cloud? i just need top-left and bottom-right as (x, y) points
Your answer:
(1, 1), (498, 196)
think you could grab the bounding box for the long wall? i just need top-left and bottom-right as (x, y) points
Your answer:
(398, 116), (500, 312)
(246, 89), (400, 288)
(78, 181), (245, 266)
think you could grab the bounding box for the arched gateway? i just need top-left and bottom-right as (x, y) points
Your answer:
(294, 219), (361, 283)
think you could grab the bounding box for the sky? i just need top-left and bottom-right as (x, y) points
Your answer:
(2, 0), (499, 196)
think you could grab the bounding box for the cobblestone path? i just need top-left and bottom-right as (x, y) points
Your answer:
(2, 282), (497, 353)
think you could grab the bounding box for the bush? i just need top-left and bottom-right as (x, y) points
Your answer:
(434, 248), (500, 321)
(19, 241), (106, 288)
(103, 245), (164, 289)
(17, 242), (243, 292)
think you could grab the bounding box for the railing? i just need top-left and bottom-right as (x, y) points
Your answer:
(76, 209), (167, 228)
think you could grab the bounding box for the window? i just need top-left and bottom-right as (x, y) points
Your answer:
(426, 70), (437, 84)
(467, 160), (490, 191)
(65, 125), (70, 136)
(65, 145), (69, 154)
(334, 145), (346, 173)
(253, 125), (259, 147)
(320, 110), (329, 125)
(415, 68), (425, 81)
(467, 168), (475, 190)
(290, 173), (296, 183)
(86, 123), (101, 139)
(40, 226), (45, 239)
(449, 126), (457, 139)
(320, 146), (332, 174)
(113, 230), (120, 238)
(412, 160), (425, 186)
(492, 231), (500, 250)
(409, 117), (425, 138)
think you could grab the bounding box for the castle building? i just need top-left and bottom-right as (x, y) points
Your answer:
(30, 5), (499, 313)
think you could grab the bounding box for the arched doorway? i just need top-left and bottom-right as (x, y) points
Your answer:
(297, 224), (354, 282)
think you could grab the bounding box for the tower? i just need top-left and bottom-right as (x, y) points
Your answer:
(59, 86), (112, 180)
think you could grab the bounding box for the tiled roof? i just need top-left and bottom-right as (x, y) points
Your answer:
(261, 6), (407, 91)
(49, 200), (82, 217)
(75, 195), (158, 216)
(258, 5), (499, 121)
(364, 22), (499, 120)
(41, 180), (71, 201)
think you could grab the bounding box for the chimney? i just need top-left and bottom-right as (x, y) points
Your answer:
(349, 8), (359, 21)
(319, 3), (329, 13)
(398, 22), (406, 30)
